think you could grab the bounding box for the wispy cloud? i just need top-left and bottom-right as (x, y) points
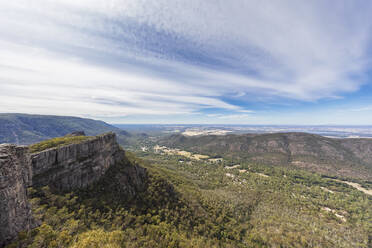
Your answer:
(349, 106), (372, 112)
(211, 114), (252, 120)
(0, 1), (371, 123)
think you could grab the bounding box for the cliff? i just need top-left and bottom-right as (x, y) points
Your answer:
(0, 145), (32, 247)
(31, 133), (125, 191)
(0, 133), (146, 247)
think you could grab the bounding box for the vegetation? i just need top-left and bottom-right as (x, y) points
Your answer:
(9, 150), (371, 248)
(159, 133), (372, 180)
(29, 136), (93, 153)
(0, 113), (129, 145)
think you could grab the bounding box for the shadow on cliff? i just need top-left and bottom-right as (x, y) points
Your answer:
(74, 151), (179, 211)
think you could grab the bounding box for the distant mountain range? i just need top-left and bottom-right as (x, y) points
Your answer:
(160, 132), (372, 180)
(0, 113), (130, 145)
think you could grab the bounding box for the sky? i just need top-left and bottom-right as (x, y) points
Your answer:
(1, 0), (372, 124)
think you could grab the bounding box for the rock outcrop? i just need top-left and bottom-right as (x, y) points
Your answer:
(0, 145), (32, 247)
(31, 133), (125, 191)
(0, 132), (146, 246)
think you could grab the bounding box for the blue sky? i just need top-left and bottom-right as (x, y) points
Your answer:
(1, 0), (372, 124)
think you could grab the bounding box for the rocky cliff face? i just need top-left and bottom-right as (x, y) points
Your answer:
(0, 133), (146, 246)
(31, 133), (125, 191)
(0, 145), (32, 247)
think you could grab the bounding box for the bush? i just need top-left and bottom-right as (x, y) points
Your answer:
(29, 136), (92, 153)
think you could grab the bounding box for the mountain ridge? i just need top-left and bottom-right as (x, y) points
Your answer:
(0, 113), (130, 145)
(160, 132), (372, 180)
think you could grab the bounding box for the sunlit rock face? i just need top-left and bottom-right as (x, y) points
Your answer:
(31, 133), (125, 191)
(0, 144), (32, 247)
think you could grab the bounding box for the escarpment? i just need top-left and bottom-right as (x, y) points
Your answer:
(0, 133), (147, 247)
(0, 145), (33, 247)
(31, 133), (126, 191)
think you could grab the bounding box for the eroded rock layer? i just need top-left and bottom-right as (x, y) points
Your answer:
(31, 133), (125, 191)
(0, 144), (32, 247)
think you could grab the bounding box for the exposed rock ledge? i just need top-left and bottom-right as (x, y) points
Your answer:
(0, 133), (145, 247)
(31, 133), (125, 191)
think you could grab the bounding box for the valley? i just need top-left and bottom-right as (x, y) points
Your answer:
(158, 132), (372, 181)
(3, 2), (372, 247)
(150, 144), (372, 196)
(1, 115), (371, 247)
(135, 150), (371, 247)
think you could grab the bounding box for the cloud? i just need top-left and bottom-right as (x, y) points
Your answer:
(0, 40), (241, 118)
(217, 114), (252, 120)
(349, 106), (372, 112)
(0, 0), (371, 122)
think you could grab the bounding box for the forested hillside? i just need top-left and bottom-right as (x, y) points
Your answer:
(160, 133), (372, 180)
(0, 114), (130, 145)
(9, 150), (371, 247)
